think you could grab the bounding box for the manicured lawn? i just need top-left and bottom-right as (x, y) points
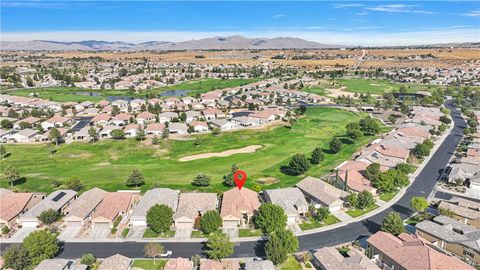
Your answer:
(238, 228), (263, 237)
(335, 78), (441, 95)
(279, 255), (302, 270)
(1, 107), (383, 193)
(121, 228), (130, 238)
(346, 204), (379, 218)
(152, 78), (262, 96)
(132, 259), (166, 270)
(191, 229), (222, 238)
(379, 190), (399, 202)
(303, 86), (327, 96)
(142, 228), (175, 238)
(299, 215), (340, 231)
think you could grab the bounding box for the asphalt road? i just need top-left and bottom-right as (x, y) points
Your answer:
(0, 100), (465, 259)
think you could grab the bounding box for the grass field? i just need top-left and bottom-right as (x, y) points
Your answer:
(279, 255), (302, 270)
(238, 229), (263, 237)
(1, 107), (384, 193)
(299, 215), (340, 231)
(335, 78), (440, 95)
(379, 190), (399, 202)
(132, 259), (166, 270)
(142, 229), (175, 238)
(3, 78), (260, 103)
(346, 204), (379, 218)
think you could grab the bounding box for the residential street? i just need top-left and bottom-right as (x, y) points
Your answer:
(0, 100), (466, 259)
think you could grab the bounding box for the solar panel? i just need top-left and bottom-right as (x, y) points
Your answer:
(52, 191), (66, 202)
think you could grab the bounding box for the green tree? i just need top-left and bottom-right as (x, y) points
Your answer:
(146, 204), (174, 233)
(2, 243), (31, 270)
(38, 209), (60, 225)
(287, 153), (310, 175)
(413, 142), (430, 158)
(395, 163), (415, 175)
(144, 242), (165, 265)
(111, 129), (125, 139)
(346, 193), (358, 209)
(222, 163), (238, 187)
(126, 168), (145, 187)
(0, 144), (7, 159)
(1, 119), (13, 129)
(346, 122), (362, 140)
(381, 212), (404, 236)
(200, 210), (222, 234)
(88, 126), (98, 143)
(310, 147), (324, 165)
(65, 176), (83, 191)
(315, 207), (330, 222)
(357, 191), (375, 209)
(365, 163), (381, 181)
(205, 232), (234, 259)
(191, 173), (211, 187)
(359, 117), (380, 135)
(49, 127), (62, 146)
(255, 203), (287, 234)
(23, 229), (59, 266)
(3, 165), (20, 187)
(329, 137), (343, 153)
(372, 169), (397, 193)
(180, 112), (187, 122)
(265, 229), (299, 265)
(136, 129), (146, 141)
(410, 196), (429, 214)
(80, 253), (96, 266)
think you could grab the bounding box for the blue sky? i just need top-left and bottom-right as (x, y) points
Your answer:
(1, 1), (479, 45)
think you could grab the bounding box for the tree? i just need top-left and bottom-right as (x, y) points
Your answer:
(2, 243), (31, 270)
(346, 122), (362, 140)
(1, 119), (13, 129)
(0, 144), (6, 159)
(410, 196), (428, 214)
(329, 138), (342, 153)
(413, 142), (431, 158)
(191, 173), (211, 187)
(287, 154), (310, 175)
(38, 209), (60, 225)
(152, 135), (160, 145)
(180, 112), (187, 122)
(4, 165), (20, 187)
(23, 229), (59, 266)
(200, 210), (222, 234)
(395, 163), (415, 175)
(49, 127), (62, 146)
(205, 232), (234, 259)
(265, 229), (299, 265)
(65, 177), (83, 191)
(365, 163), (380, 181)
(310, 147), (324, 165)
(357, 191), (375, 209)
(346, 193), (358, 209)
(136, 129), (146, 141)
(88, 127), (98, 143)
(372, 169), (396, 193)
(359, 117), (380, 135)
(80, 253), (96, 266)
(146, 204), (174, 233)
(111, 129), (125, 140)
(144, 242), (165, 264)
(255, 203), (287, 234)
(222, 163), (238, 187)
(126, 168), (145, 187)
(315, 207), (330, 222)
(381, 212), (404, 236)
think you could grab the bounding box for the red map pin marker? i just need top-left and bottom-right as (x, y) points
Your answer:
(233, 170), (247, 190)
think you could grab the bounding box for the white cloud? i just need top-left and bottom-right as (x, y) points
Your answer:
(2, 28), (478, 46)
(332, 4), (365, 9)
(272, 14), (287, 19)
(464, 10), (480, 17)
(366, 4), (433, 14)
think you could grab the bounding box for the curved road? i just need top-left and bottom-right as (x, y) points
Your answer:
(0, 100), (465, 259)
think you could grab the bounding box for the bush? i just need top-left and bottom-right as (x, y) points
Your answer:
(200, 210), (222, 234)
(381, 212), (404, 236)
(310, 147), (324, 165)
(286, 154), (310, 175)
(329, 138), (342, 153)
(315, 207), (330, 222)
(80, 253), (96, 266)
(191, 173), (211, 187)
(357, 191), (375, 209)
(146, 204), (174, 233)
(38, 209), (60, 225)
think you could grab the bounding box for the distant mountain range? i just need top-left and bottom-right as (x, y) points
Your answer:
(0, 36), (340, 51)
(1, 36), (478, 51)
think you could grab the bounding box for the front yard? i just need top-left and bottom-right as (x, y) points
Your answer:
(299, 215), (340, 231)
(278, 255), (302, 270)
(142, 228), (175, 238)
(238, 228), (263, 237)
(132, 259), (166, 270)
(346, 204), (379, 218)
(379, 190), (399, 202)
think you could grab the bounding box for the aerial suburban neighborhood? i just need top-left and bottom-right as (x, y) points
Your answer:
(1, 1), (480, 270)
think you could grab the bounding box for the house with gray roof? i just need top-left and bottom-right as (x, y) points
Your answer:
(169, 122), (189, 134)
(174, 193), (218, 230)
(312, 246), (380, 270)
(210, 119), (237, 130)
(63, 187), (107, 226)
(34, 259), (73, 270)
(130, 188), (179, 227)
(244, 260), (275, 270)
(296, 176), (347, 212)
(98, 254), (131, 270)
(263, 187), (308, 224)
(18, 189), (77, 227)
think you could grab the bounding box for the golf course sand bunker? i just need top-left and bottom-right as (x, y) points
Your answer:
(179, 145), (263, 162)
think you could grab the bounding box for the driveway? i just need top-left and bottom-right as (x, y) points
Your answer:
(9, 227), (37, 242)
(59, 225), (82, 241)
(89, 224), (110, 240)
(223, 227), (238, 239)
(127, 226), (146, 239)
(174, 228), (192, 239)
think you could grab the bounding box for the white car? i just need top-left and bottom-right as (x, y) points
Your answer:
(160, 250), (172, 257)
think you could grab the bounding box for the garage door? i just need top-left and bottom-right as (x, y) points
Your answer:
(22, 221), (38, 228)
(329, 205), (341, 212)
(176, 222), (193, 229)
(223, 220), (238, 229)
(131, 220), (147, 227)
(67, 221), (82, 227)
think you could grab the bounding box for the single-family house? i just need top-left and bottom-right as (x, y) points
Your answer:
(91, 192), (134, 228)
(164, 258), (194, 270)
(124, 124), (141, 138)
(220, 187), (260, 228)
(263, 187), (308, 223)
(231, 116), (260, 127)
(15, 116), (41, 129)
(91, 113), (111, 126)
(111, 100), (129, 111)
(312, 246), (380, 270)
(145, 123), (165, 136)
(98, 254), (131, 270)
(63, 187), (108, 227)
(99, 125), (122, 138)
(296, 176), (347, 212)
(169, 122), (189, 134)
(8, 128), (39, 143)
(438, 198), (480, 228)
(244, 260), (275, 270)
(199, 259), (239, 270)
(189, 121), (209, 133)
(159, 112), (178, 123)
(185, 111), (201, 123)
(174, 193), (218, 230)
(210, 119), (237, 131)
(110, 113), (131, 126)
(0, 189), (43, 228)
(136, 111), (156, 125)
(34, 259), (73, 270)
(337, 161), (377, 194)
(202, 108), (222, 120)
(130, 188), (179, 227)
(18, 190), (77, 227)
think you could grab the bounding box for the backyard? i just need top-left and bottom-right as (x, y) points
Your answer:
(1, 107), (385, 193)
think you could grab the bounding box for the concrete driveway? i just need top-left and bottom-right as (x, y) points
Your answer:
(9, 227), (37, 242)
(127, 226), (146, 239)
(89, 224), (110, 239)
(174, 228), (192, 239)
(222, 227), (238, 239)
(59, 225), (82, 241)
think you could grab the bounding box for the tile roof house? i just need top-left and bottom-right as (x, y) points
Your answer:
(145, 123), (165, 136)
(98, 254), (131, 270)
(63, 187), (108, 226)
(199, 259), (240, 270)
(91, 192), (134, 228)
(357, 143), (409, 170)
(136, 111), (156, 125)
(34, 259), (73, 270)
(0, 189), (42, 228)
(123, 124), (141, 138)
(312, 246), (380, 270)
(41, 115), (72, 130)
(337, 161), (377, 194)
(159, 112), (179, 123)
(210, 119), (237, 131)
(130, 188), (179, 227)
(244, 260), (275, 270)
(164, 258), (194, 270)
(8, 128), (39, 143)
(110, 113), (132, 126)
(438, 198), (480, 228)
(19, 189), (77, 227)
(416, 215), (480, 265)
(174, 193), (218, 230)
(296, 176), (347, 212)
(169, 122), (189, 134)
(367, 231), (474, 270)
(220, 187), (260, 228)
(91, 113), (111, 126)
(263, 187), (309, 223)
(189, 121), (209, 133)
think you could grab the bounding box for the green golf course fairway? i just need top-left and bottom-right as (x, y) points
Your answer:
(1, 107), (383, 193)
